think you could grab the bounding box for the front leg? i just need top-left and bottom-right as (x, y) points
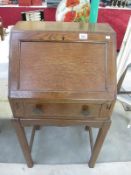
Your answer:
(88, 120), (111, 168)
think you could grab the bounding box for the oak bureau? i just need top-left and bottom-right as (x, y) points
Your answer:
(8, 21), (116, 168)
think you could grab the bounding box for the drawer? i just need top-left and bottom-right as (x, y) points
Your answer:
(24, 103), (101, 119)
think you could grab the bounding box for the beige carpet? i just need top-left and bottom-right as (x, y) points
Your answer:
(0, 162), (131, 175)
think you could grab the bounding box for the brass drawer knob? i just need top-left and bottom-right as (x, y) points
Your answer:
(81, 105), (90, 116)
(33, 104), (43, 114)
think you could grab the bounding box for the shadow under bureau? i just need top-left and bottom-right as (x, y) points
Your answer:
(8, 21), (116, 168)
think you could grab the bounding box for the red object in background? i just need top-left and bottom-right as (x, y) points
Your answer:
(0, 7), (56, 27)
(98, 8), (131, 51)
(64, 11), (76, 22)
(0, 16), (3, 26)
(66, 0), (80, 7)
(32, 0), (42, 5)
(18, 0), (31, 6)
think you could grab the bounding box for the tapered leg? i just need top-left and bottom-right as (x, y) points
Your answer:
(12, 119), (33, 168)
(88, 127), (93, 153)
(29, 125), (40, 152)
(85, 126), (93, 152)
(88, 121), (111, 168)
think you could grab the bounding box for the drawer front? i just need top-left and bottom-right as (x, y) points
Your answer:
(24, 103), (101, 119)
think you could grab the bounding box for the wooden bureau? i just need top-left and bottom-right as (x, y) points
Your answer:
(8, 21), (116, 168)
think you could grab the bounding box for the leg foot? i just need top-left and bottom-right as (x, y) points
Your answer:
(88, 121), (111, 168)
(12, 119), (33, 168)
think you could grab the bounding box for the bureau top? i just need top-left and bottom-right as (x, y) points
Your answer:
(9, 22), (116, 102)
(12, 21), (115, 34)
